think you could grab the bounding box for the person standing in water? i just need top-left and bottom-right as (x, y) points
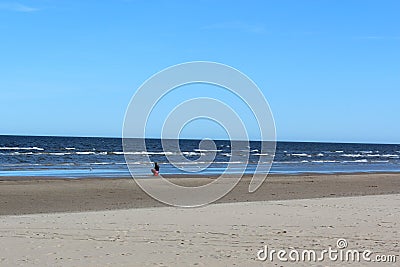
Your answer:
(151, 162), (160, 176)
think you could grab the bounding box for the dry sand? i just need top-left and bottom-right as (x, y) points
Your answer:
(0, 173), (399, 266)
(0, 194), (399, 266)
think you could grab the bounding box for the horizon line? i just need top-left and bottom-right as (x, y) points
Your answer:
(0, 134), (399, 145)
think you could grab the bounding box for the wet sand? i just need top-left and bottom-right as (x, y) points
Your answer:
(0, 173), (399, 215)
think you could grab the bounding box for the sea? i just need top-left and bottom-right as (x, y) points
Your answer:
(0, 135), (399, 178)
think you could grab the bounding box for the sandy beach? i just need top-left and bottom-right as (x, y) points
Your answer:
(1, 173), (400, 215)
(0, 173), (399, 266)
(2, 0), (399, 265)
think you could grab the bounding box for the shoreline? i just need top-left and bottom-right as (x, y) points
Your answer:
(0, 172), (399, 216)
(1, 170), (400, 181)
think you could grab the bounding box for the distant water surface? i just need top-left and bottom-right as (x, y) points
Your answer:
(0, 135), (399, 178)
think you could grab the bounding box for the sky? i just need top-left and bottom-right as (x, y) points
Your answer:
(0, 0), (399, 143)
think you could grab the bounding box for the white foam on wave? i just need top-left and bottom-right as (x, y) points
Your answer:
(194, 149), (222, 152)
(170, 161), (245, 165)
(1, 163), (42, 167)
(341, 154), (364, 158)
(216, 161), (243, 164)
(0, 146), (44, 151)
(291, 153), (311, 157)
(341, 153), (399, 159)
(76, 151), (96, 155)
(182, 152), (203, 156)
(8, 152), (36, 155)
(174, 161), (216, 165)
(252, 153), (269, 156)
(64, 147), (76, 150)
(113, 151), (176, 156)
(113, 152), (129, 155)
(382, 154), (399, 158)
(358, 151), (373, 154)
(125, 161), (144, 165)
(49, 152), (71, 156)
(312, 160), (338, 163)
(274, 161), (302, 164)
(323, 150), (344, 154)
(354, 159), (368, 163)
(154, 152), (174, 155)
(343, 159), (368, 163)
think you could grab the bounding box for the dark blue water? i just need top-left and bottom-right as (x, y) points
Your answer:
(0, 135), (399, 178)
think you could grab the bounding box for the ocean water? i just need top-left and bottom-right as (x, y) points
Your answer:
(0, 135), (399, 178)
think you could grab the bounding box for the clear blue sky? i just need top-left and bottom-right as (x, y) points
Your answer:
(0, 0), (399, 143)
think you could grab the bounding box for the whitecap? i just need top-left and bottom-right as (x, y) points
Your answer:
(359, 151), (373, 154)
(182, 152), (202, 156)
(291, 153), (311, 157)
(343, 159), (368, 163)
(274, 161), (301, 164)
(194, 149), (222, 152)
(382, 154), (399, 158)
(215, 161), (242, 164)
(354, 159), (368, 163)
(311, 160), (337, 163)
(0, 146), (44, 151)
(76, 151), (96, 155)
(49, 152), (71, 156)
(341, 154), (364, 158)
(10, 152), (36, 155)
(113, 151), (176, 156)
